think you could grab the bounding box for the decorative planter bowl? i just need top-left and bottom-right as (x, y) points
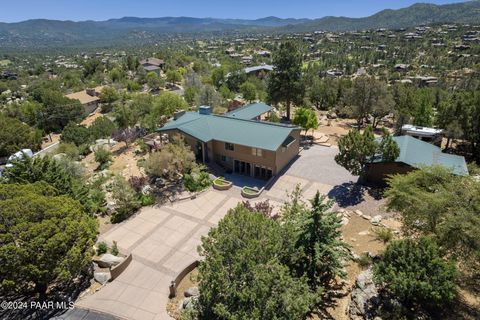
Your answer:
(241, 186), (261, 198)
(213, 177), (233, 190)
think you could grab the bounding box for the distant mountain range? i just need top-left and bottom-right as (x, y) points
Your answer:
(0, 1), (479, 48)
(281, 1), (480, 32)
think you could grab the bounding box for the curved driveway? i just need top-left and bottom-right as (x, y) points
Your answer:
(76, 146), (355, 319)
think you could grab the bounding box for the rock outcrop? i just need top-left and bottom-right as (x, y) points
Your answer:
(348, 269), (381, 320)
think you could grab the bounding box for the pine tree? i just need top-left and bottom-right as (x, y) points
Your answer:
(267, 41), (305, 120)
(295, 192), (351, 290)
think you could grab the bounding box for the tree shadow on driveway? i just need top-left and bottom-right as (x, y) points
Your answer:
(328, 182), (384, 208)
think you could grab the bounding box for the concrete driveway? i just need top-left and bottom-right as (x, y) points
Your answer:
(76, 146), (357, 319)
(285, 145), (357, 186)
(76, 191), (236, 319)
(266, 145), (357, 201)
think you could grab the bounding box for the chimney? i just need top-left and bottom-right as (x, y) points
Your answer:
(199, 106), (212, 115)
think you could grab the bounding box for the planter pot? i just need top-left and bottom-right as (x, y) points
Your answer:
(213, 178), (232, 190)
(241, 187), (261, 198)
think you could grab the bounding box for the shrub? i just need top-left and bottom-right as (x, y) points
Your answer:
(110, 175), (141, 223)
(61, 122), (92, 147)
(111, 241), (119, 256)
(94, 147), (112, 170)
(356, 252), (372, 269)
(145, 135), (195, 180)
(77, 143), (91, 156)
(184, 170), (211, 192)
(136, 138), (149, 154)
(372, 227), (394, 244)
(139, 194), (156, 206)
(56, 142), (80, 160)
(97, 241), (108, 255)
(374, 237), (457, 312)
(128, 176), (148, 193)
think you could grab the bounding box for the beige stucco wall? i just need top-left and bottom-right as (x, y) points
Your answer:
(212, 140), (277, 173)
(275, 129), (301, 174)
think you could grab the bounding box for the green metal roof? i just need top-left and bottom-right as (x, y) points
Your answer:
(225, 103), (272, 120)
(159, 110), (299, 151)
(385, 136), (468, 176)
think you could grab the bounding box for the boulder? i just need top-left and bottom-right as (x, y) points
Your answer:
(184, 287), (200, 297)
(348, 269), (380, 320)
(94, 272), (111, 284)
(362, 214), (372, 221)
(371, 215), (382, 226)
(141, 184), (153, 195)
(95, 254), (123, 268)
(327, 112), (338, 119)
(341, 217), (349, 226)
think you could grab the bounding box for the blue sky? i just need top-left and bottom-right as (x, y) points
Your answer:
(0, 0), (470, 23)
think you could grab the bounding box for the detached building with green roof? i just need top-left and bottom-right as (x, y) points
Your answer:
(158, 103), (301, 180)
(365, 135), (469, 183)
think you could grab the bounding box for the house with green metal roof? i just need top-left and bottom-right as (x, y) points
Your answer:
(225, 102), (272, 120)
(365, 135), (469, 183)
(158, 104), (300, 179)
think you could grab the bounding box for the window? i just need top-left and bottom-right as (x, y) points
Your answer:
(251, 148), (262, 157)
(225, 143), (234, 151)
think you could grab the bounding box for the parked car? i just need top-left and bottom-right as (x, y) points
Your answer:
(5, 149), (33, 168)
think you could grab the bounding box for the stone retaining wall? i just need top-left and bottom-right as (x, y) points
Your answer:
(169, 260), (199, 298)
(110, 253), (132, 281)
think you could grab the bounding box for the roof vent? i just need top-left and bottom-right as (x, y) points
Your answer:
(199, 106), (212, 115)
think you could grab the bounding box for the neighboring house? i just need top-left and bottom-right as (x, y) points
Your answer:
(140, 57), (165, 74)
(400, 124), (443, 146)
(65, 86), (103, 114)
(244, 65), (273, 78)
(158, 103), (300, 180)
(411, 76), (439, 87)
(144, 65), (161, 76)
(365, 136), (468, 184)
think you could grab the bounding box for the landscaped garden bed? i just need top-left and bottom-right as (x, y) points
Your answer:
(241, 186), (262, 198)
(213, 177), (233, 190)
